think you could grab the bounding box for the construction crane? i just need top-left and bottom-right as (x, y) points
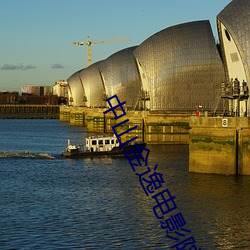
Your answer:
(73, 35), (129, 66)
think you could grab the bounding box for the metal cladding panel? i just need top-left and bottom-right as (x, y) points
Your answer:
(99, 46), (141, 108)
(67, 69), (85, 106)
(217, 0), (250, 83)
(79, 61), (105, 108)
(134, 20), (225, 111)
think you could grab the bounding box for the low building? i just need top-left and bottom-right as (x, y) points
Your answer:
(53, 80), (68, 98)
(0, 92), (19, 104)
(21, 86), (53, 96)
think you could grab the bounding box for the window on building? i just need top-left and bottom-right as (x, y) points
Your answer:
(225, 29), (231, 42)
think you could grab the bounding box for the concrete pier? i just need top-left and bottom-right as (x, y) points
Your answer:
(60, 106), (250, 175)
(59, 106), (190, 144)
(59, 105), (71, 122)
(189, 117), (250, 175)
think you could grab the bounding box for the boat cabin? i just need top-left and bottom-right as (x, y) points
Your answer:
(85, 135), (119, 152)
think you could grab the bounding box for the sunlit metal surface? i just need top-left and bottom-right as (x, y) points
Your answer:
(67, 21), (227, 112)
(79, 61), (105, 108)
(67, 69), (86, 106)
(217, 0), (250, 115)
(133, 20), (225, 111)
(99, 46), (141, 108)
(217, 0), (250, 83)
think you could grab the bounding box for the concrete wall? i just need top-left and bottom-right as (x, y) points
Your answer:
(59, 106), (190, 145)
(145, 113), (189, 144)
(59, 106), (71, 122)
(60, 107), (250, 175)
(189, 117), (250, 175)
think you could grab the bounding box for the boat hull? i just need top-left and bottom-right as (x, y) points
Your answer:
(62, 142), (146, 159)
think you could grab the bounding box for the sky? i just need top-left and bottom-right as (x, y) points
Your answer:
(0, 0), (232, 92)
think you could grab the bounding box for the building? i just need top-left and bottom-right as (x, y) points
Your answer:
(68, 46), (142, 109)
(67, 21), (225, 113)
(98, 46), (141, 109)
(67, 69), (85, 106)
(21, 86), (53, 96)
(53, 80), (68, 98)
(217, 0), (250, 116)
(79, 61), (105, 108)
(67, 0), (250, 116)
(21, 85), (58, 105)
(0, 92), (19, 104)
(133, 20), (225, 112)
(21, 86), (41, 96)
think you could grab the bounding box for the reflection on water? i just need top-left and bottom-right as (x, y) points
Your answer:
(0, 120), (249, 249)
(185, 173), (250, 249)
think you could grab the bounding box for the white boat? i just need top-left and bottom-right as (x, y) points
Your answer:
(62, 134), (146, 158)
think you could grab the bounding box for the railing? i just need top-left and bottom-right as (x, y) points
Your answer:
(0, 104), (60, 119)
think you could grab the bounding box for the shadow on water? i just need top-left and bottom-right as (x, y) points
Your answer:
(140, 144), (250, 249)
(184, 172), (250, 249)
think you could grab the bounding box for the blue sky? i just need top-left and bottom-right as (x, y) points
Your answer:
(0, 0), (231, 92)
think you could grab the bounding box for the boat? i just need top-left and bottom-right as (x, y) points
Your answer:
(61, 134), (146, 158)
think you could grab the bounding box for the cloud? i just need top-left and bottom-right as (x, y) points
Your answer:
(23, 64), (36, 70)
(1, 63), (36, 70)
(51, 63), (64, 69)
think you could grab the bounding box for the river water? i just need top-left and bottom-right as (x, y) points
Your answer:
(0, 119), (249, 249)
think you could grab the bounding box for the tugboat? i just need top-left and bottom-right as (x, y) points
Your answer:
(61, 134), (146, 158)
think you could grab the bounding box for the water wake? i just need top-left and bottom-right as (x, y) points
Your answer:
(0, 151), (55, 159)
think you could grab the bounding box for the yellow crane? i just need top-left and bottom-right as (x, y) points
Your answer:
(73, 35), (129, 66)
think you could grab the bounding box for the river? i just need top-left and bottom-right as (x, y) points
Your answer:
(0, 119), (249, 249)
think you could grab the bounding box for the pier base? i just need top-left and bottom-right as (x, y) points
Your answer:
(189, 117), (250, 175)
(59, 106), (190, 145)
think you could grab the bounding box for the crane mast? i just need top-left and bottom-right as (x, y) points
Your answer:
(73, 35), (129, 66)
